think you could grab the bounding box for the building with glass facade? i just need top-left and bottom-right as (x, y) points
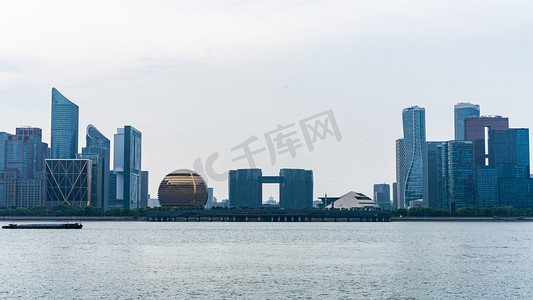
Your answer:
(499, 178), (533, 208)
(398, 106), (426, 208)
(437, 141), (475, 209)
(395, 139), (406, 208)
(113, 126), (142, 209)
(423, 141), (444, 209)
(51, 88), (79, 159)
(229, 168), (313, 209)
(373, 183), (391, 209)
(45, 159), (91, 207)
(0, 132), (12, 171)
(488, 128), (529, 173)
(84, 125), (111, 209)
(0, 127), (48, 207)
(141, 171), (149, 208)
(464, 116), (509, 167)
(454, 102), (480, 141)
(158, 169), (207, 208)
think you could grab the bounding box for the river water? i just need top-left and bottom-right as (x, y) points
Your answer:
(1, 221), (532, 299)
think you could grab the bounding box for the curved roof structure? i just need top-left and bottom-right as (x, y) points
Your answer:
(325, 191), (379, 209)
(86, 124), (110, 149)
(158, 169), (208, 208)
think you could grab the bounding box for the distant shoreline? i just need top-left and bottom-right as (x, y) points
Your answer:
(391, 216), (533, 222)
(2, 216), (533, 222)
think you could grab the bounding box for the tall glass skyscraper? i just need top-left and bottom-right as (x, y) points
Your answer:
(51, 88), (79, 159)
(113, 126), (142, 209)
(85, 125), (111, 209)
(454, 102), (480, 140)
(437, 141), (475, 209)
(400, 106), (426, 207)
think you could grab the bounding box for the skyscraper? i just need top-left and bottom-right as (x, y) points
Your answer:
(0, 128), (48, 207)
(141, 171), (149, 208)
(437, 141), (475, 209)
(373, 183), (391, 209)
(51, 88), (79, 159)
(488, 128), (529, 174)
(423, 141), (444, 209)
(454, 102), (480, 140)
(395, 139), (405, 208)
(84, 125), (111, 209)
(113, 126), (142, 209)
(0, 132), (12, 170)
(464, 116), (509, 167)
(399, 106), (426, 207)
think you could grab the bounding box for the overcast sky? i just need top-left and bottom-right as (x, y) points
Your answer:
(1, 0), (533, 201)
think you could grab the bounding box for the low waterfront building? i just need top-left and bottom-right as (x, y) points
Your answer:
(322, 191), (379, 210)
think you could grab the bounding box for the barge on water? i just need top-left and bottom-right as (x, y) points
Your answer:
(2, 223), (83, 229)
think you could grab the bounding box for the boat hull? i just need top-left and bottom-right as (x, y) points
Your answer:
(2, 223), (83, 229)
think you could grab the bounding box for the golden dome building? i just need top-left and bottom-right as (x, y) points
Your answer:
(158, 169), (208, 208)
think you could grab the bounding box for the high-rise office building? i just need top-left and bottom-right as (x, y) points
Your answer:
(113, 126), (142, 209)
(45, 159), (91, 207)
(373, 184), (391, 209)
(229, 169), (263, 208)
(437, 141), (475, 209)
(84, 125), (111, 209)
(475, 128), (532, 208)
(51, 88), (79, 159)
(392, 182), (397, 209)
(0, 132), (12, 170)
(141, 171), (149, 208)
(77, 150), (103, 207)
(398, 106), (426, 207)
(454, 102), (480, 140)
(395, 139), (406, 208)
(0, 128), (48, 207)
(423, 141), (444, 209)
(464, 116), (508, 167)
(229, 168), (313, 209)
(488, 128), (529, 174)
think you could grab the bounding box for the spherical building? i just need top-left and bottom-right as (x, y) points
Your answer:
(158, 169), (208, 208)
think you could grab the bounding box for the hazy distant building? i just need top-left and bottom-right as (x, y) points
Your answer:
(265, 195), (277, 206)
(395, 139), (405, 208)
(51, 88), (79, 159)
(205, 187), (215, 208)
(437, 141), (474, 209)
(396, 106), (426, 208)
(392, 182), (397, 209)
(229, 168), (313, 209)
(113, 126), (142, 209)
(45, 159), (91, 207)
(454, 102), (480, 140)
(141, 171), (149, 208)
(373, 184), (391, 209)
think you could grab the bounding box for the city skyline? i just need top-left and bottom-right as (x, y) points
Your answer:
(2, 1), (533, 200)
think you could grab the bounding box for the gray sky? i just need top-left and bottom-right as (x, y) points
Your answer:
(1, 0), (533, 201)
